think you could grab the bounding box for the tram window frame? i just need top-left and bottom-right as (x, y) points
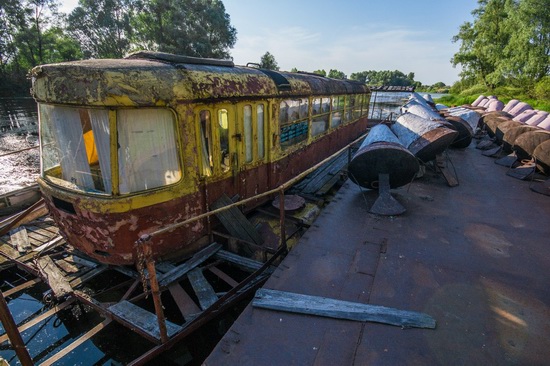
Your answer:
(331, 96), (345, 128)
(353, 94), (363, 120)
(243, 103), (267, 164)
(117, 108), (182, 194)
(344, 95), (356, 123)
(279, 98), (309, 150)
(362, 93), (370, 117)
(39, 104), (113, 194)
(197, 106), (234, 177)
(311, 97), (330, 137)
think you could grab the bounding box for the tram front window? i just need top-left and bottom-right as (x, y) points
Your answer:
(118, 109), (181, 194)
(39, 104), (112, 194)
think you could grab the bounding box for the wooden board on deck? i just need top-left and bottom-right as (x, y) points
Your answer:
(108, 300), (182, 341)
(10, 226), (31, 253)
(253, 289), (437, 329)
(188, 268), (218, 310)
(36, 256), (72, 298)
(211, 194), (264, 245)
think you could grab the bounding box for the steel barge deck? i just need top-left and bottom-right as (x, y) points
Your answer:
(205, 144), (550, 365)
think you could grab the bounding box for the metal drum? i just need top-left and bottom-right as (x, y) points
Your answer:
(392, 112), (458, 162)
(348, 124), (419, 189)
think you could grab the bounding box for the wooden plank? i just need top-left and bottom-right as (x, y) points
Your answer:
(2, 278), (41, 297)
(0, 243), (20, 260)
(10, 227), (31, 253)
(36, 256), (73, 298)
(40, 318), (112, 366)
(211, 194), (264, 245)
(55, 258), (80, 274)
(215, 250), (264, 272)
(108, 300), (181, 340)
(32, 235), (64, 253)
(168, 282), (201, 321)
(253, 289), (437, 329)
(0, 298), (76, 344)
(209, 266), (239, 287)
(188, 268), (218, 310)
(158, 242), (222, 286)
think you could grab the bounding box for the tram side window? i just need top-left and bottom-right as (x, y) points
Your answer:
(218, 109), (230, 172)
(344, 96), (356, 123)
(353, 95), (363, 119)
(362, 93), (370, 116)
(118, 109), (181, 194)
(280, 99), (308, 149)
(311, 97), (330, 137)
(39, 104), (112, 194)
(331, 96), (344, 128)
(199, 110), (213, 176)
(257, 104), (265, 159)
(244, 104), (266, 163)
(244, 105), (253, 163)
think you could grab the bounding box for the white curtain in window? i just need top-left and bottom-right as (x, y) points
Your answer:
(118, 109), (180, 194)
(51, 107), (94, 189)
(89, 109), (112, 193)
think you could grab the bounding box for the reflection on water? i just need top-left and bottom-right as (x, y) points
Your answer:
(0, 98), (40, 194)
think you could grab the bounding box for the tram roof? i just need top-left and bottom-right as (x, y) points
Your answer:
(31, 51), (368, 107)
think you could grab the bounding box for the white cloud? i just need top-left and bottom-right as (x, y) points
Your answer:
(230, 24), (461, 85)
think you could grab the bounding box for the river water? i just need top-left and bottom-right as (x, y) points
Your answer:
(0, 97), (40, 194)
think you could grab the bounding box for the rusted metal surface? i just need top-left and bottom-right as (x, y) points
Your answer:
(205, 143), (550, 365)
(31, 52), (370, 265)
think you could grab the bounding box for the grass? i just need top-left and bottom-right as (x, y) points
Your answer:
(433, 86), (550, 111)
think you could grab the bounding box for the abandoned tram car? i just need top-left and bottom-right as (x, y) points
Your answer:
(31, 51), (371, 265)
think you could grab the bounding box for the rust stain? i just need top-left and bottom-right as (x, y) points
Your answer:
(464, 223), (512, 258)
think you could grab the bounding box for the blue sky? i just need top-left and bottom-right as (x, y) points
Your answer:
(59, 0), (479, 85)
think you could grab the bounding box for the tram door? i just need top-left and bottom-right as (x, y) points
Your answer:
(237, 103), (269, 200)
(197, 105), (236, 179)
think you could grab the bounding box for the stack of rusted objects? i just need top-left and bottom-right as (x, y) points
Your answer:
(459, 95), (550, 178)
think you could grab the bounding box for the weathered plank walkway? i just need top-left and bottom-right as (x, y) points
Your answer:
(205, 144), (550, 365)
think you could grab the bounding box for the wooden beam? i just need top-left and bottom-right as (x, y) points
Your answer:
(158, 242), (222, 287)
(2, 278), (41, 298)
(253, 289), (437, 329)
(168, 282), (201, 321)
(208, 266), (239, 287)
(215, 250), (264, 272)
(40, 318), (112, 366)
(108, 301), (181, 341)
(36, 256), (72, 298)
(0, 298), (76, 344)
(188, 268), (218, 311)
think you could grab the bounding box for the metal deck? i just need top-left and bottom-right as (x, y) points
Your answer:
(205, 144), (550, 365)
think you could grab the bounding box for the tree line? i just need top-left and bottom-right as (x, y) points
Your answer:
(451, 0), (549, 100)
(0, 0), (236, 95)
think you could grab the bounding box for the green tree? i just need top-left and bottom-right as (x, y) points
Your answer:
(327, 69), (346, 79)
(503, 0), (550, 84)
(133, 0), (236, 58)
(67, 0), (135, 58)
(312, 69), (326, 76)
(259, 51), (278, 70)
(451, 0), (515, 88)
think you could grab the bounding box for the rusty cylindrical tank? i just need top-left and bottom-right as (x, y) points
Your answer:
(514, 130), (550, 161)
(348, 124), (419, 189)
(533, 139), (550, 175)
(391, 112), (458, 163)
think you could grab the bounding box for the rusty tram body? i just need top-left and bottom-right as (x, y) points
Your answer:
(31, 51), (371, 265)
